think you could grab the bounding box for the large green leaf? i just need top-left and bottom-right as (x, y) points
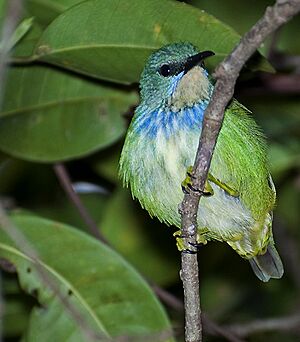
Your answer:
(0, 214), (174, 341)
(0, 65), (137, 162)
(31, 0), (245, 84)
(25, 0), (85, 26)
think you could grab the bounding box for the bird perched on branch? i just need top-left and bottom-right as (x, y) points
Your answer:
(119, 42), (284, 282)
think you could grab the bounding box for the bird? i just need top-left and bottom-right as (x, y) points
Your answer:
(119, 42), (284, 282)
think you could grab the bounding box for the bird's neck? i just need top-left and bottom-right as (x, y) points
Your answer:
(132, 100), (210, 139)
(168, 66), (213, 112)
(132, 67), (213, 138)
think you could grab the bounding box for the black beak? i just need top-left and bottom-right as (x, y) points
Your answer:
(184, 50), (215, 74)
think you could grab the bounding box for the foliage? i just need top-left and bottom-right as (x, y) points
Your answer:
(0, 0), (299, 341)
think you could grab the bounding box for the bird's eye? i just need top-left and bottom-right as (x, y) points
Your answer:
(159, 64), (171, 77)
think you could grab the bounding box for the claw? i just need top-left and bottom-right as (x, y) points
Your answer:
(174, 230), (202, 253)
(174, 230), (191, 251)
(182, 249), (198, 255)
(181, 166), (214, 196)
(181, 184), (189, 195)
(182, 178), (214, 196)
(186, 166), (196, 179)
(187, 183), (212, 196)
(188, 242), (203, 249)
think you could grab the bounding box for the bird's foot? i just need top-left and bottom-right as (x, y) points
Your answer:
(181, 166), (214, 196)
(173, 229), (208, 253)
(208, 173), (239, 197)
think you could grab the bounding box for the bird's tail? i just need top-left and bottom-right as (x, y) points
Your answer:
(249, 243), (284, 282)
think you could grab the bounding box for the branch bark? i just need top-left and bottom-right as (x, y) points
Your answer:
(179, 1), (300, 341)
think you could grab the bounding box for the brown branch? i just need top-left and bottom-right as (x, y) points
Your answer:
(179, 1), (300, 342)
(53, 163), (108, 244)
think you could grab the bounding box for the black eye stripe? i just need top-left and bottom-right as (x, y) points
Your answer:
(158, 62), (183, 77)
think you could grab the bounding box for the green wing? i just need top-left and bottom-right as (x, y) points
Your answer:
(211, 99), (276, 221)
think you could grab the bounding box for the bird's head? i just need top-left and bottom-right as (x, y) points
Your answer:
(140, 42), (215, 111)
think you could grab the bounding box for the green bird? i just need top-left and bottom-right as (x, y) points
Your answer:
(119, 42), (284, 282)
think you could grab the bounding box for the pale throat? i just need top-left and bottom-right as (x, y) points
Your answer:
(169, 66), (211, 112)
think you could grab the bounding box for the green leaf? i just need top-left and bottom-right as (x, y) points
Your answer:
(32, 0), (268, 84)
(25, 0), (85, 26)
(0, 17), (34, 52)
(0, 65), (137, 162)
(100, 188), (179, 286)
(13, 21), (43, 58)
(0, 214), (175, 341)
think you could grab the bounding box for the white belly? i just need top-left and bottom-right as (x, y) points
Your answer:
(134, 128), (254, 241)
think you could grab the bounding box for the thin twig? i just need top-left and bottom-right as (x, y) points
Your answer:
(225, 313), (300, 337)
(179, 1), (300, 342)
(53, 163), (108, 243)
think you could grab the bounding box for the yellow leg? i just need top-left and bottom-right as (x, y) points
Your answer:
(182, 166), (214, 196)
(208, 173), (239, 197)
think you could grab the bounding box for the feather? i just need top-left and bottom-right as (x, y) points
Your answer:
(119, 42), (283, 281)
